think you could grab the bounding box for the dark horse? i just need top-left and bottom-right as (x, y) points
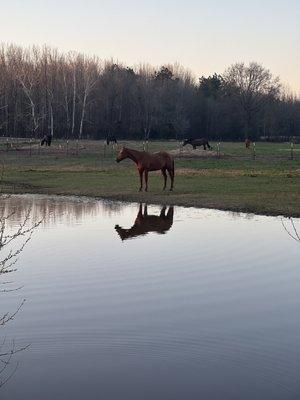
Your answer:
(106, 136), (117, 145)
(183, 138), (212, 150)
(116, 147), (174, 191)
(115, 204), (174, 241)
(41, 134), (52, 147)
(245, 138), (252, 149)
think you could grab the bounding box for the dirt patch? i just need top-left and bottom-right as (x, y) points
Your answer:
(169, 148), (222, 158)
(176, 168), (244, 176)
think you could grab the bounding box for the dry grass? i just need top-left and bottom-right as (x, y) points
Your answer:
(169, 148), (221, 158)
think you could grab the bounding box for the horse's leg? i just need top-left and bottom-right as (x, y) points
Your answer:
(138, 169), (143, 191)
(203, 144), (207, 150)
(138, 203), (143, 216)
(145, 170), (149, 192)
(167, 168), (174, 191)
(160, 206), (166, 218)
(161, 168), (167, 190)
(144, 205), (148, 215)
(167, 206), (174, 219)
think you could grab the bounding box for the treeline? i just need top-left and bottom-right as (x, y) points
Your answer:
(0, 44), (299, 140)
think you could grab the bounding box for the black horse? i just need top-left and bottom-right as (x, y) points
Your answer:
(106, 136), (117, 145)
(41, 134), (52, 147)
(115, 204), (174, 241)
(183, 138), (212, 150)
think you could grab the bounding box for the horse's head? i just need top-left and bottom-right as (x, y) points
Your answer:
(116, 147), (128, 163)
(115, 224), (131, 241)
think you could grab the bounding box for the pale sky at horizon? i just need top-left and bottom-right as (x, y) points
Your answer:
(1, 0), (300, 93)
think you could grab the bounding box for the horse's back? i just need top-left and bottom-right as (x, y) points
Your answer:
(195, 138), (208, 144)
(155, 151), (173, 166)
(138, 150), (173, 171)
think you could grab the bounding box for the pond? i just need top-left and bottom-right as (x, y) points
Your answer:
(0, 194), (299, 399)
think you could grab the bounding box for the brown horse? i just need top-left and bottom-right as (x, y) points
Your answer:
(183, 138), (212, 150)
(116, 147), (174, 191)
(115, 204), (174, 241)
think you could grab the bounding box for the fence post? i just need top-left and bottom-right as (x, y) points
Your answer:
(6, 137), (9, 152)
(76, 139), (79, 156)
(179, 141), (182, 156)
(29, 138), (32, 157)
(102, 142), (106, 170)
(253, 142), (256, 160)
(66, 139), (69, 156)
(217, 142), (220, 158)
(290, 142), (294, 160)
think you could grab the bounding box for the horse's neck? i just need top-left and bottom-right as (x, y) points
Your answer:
(127, 148), (143, 164)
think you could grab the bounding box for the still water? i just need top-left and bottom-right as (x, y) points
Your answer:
(0, 194), (299, 400)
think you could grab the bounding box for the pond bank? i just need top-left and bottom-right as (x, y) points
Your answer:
(1, 182), (300, 218)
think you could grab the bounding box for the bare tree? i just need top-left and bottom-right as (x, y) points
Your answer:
(78, 57), (98, 139)
(281, 218), (300, 243)
(0, 194), (40, 387)
(136, 65), (156, 141)
(224, 62), (281, 138)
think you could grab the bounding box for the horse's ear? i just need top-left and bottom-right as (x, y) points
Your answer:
(115, 144), (123, 152)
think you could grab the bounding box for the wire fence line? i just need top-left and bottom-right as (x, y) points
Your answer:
(0, 137), (299, 162)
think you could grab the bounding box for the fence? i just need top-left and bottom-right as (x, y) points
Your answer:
(0, 137), (299, 163)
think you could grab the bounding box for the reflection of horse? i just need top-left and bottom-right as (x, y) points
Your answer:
(106, 136), (117, 145)
(245, 138), (251, 149)
(183, 138), (212, 150)
(115, 204), (174, 241)
(41, 134), (52, 146)
(116, 147), (174, 191)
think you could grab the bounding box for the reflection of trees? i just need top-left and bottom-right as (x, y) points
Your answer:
(0, 202), (39, 387)
(281, 218), (300, 243)
(1, 195), (126, 228)
(115, 204), (174, 241)
(101, 200), (125, 217)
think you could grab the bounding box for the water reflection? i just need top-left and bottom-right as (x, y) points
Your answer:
(115, 204), (174, 241)
(0, 194), (300, 400)
(0, 195), (126, 228)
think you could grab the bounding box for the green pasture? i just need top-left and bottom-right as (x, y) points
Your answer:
(1, 138), (300, 217)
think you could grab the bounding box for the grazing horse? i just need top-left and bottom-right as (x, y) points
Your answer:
(115, 204), (174, 241)
(106, 136), (117, 145)
(245, 138), (251, 149)
(116, 147), (174, 191)
(183, 138), (212, 150)
(41, 134), (52, 147)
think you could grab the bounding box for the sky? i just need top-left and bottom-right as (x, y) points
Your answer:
(1, 0), (300, 93)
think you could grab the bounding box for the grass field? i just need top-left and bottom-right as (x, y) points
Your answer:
(1, 138), (300, 217)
